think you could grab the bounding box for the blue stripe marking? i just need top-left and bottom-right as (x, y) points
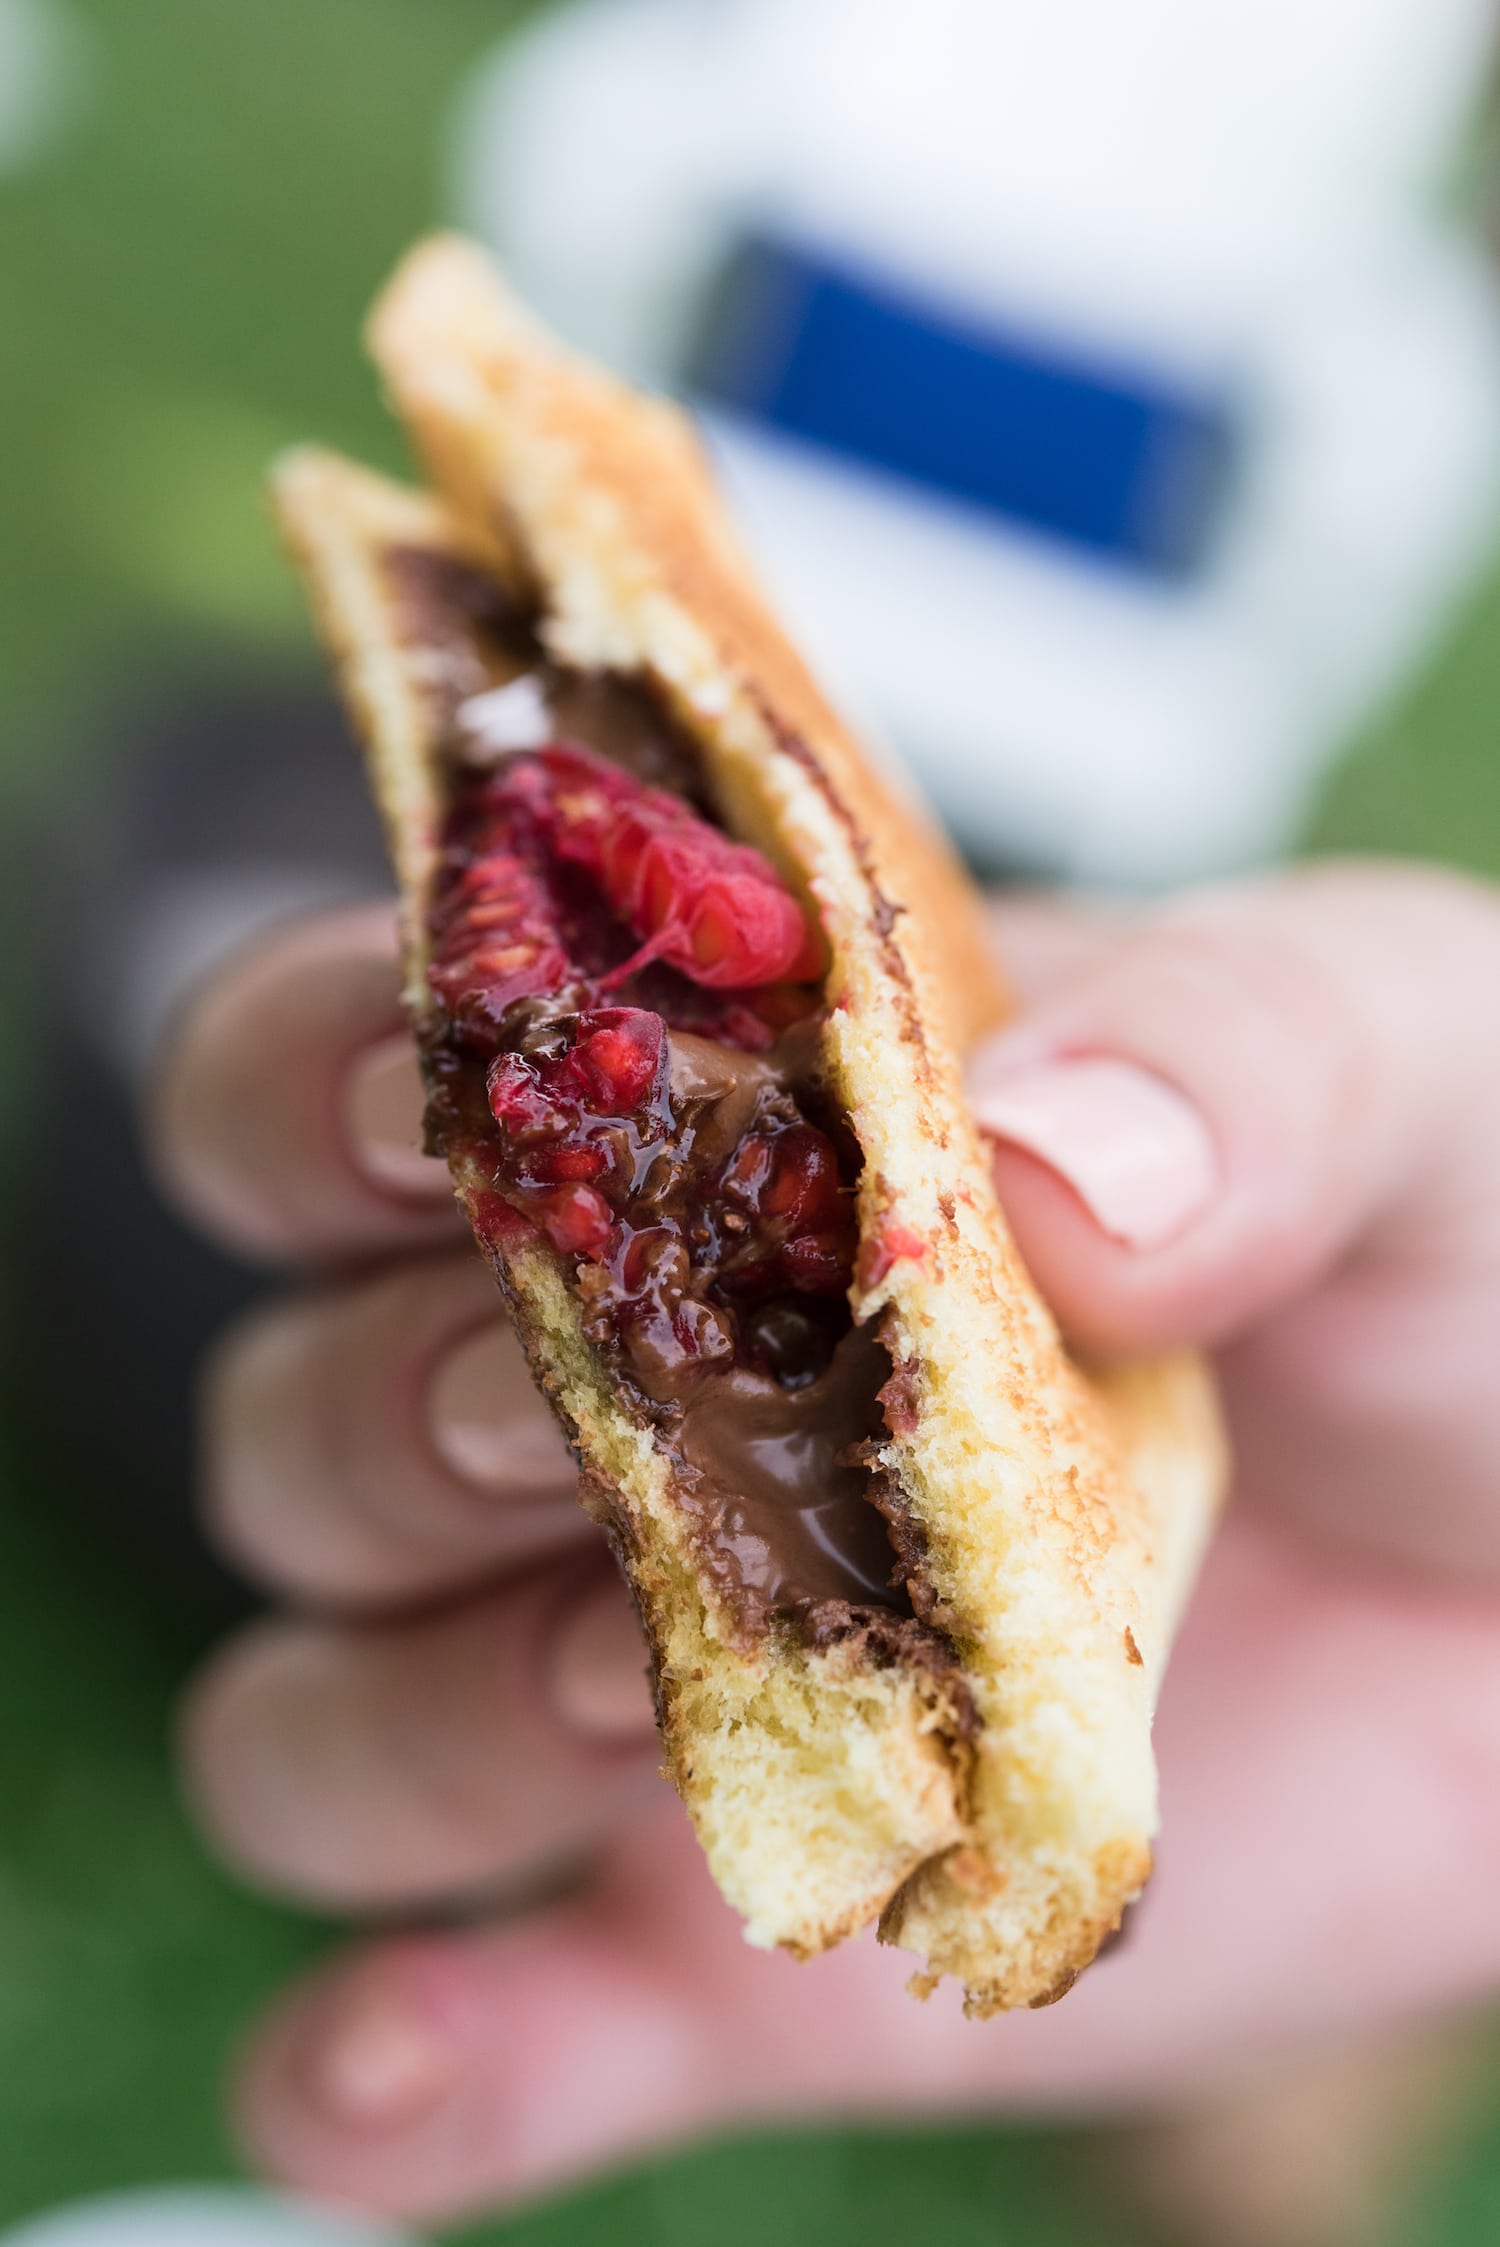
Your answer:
(687, 234), (1240, 577)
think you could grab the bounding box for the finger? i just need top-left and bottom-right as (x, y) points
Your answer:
(204, 1252), (582, 1608)
(234, 1514), (1500, 2224)
(181, 1558), (658, 1911)
(967, 863), (1500, 1350)
(981, 889), (1131, 1008)
(149, 904), (459, 1264)
(970, 864), (1500, 1572)
(1218, 1248), (1500, 1578)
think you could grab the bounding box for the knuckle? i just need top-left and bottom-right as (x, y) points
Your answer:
(144, 904), (410, 1258)
(198, 1300), (319, 1576)
(196, 1257), (552, 1603)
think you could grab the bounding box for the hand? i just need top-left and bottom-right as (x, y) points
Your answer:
(151, 864), (1500, 2229)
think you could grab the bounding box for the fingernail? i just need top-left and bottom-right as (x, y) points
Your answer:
(427, 1323), (576, 1494)
(550, 1581), (656, 1743)
(308, 1984), (457, 2130)
(970, 1054), (1218, 1249)
(344, 1035), (444, 1196)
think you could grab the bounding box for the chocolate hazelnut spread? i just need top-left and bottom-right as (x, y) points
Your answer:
(393, 545), (926, 1633)
(389, 548), (706, 798)
(677, 1323), (901, 1612)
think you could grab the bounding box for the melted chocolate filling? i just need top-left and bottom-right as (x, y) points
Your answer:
(678, 1325), (900, 1610)
(395, 548), (919, 1633)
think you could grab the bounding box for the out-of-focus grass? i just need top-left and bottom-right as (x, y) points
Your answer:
(1, 2), (1499, 2243)
(0, 1456), (323, 2209)
(0, 0), (537, 784)
(1310, 556), (1500, 880)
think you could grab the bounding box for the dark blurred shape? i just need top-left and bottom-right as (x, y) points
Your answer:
(3, 683), (387, 1633)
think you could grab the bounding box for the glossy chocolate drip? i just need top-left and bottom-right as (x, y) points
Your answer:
(678, 1323), (902, 1612)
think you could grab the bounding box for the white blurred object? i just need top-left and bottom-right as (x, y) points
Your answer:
(451, 0), (1500, 885)
(0, 0), (91, 173)
(0, 2188), (418, 2247)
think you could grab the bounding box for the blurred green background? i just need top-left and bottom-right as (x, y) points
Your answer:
(3, 2), (1500, 2242)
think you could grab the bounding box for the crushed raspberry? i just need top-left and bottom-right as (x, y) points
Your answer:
(535, 1182), (615, 1257)
(481, 1005), (671, 1252)
(712, 1123), (855, 1297)
(426, 743), (821, 1034)
(538, 743), (822, 989)
(470, 1000), (855, 1378)
(860, 1224), (929, 1290)
(427, 736), (859, 1389)
(570, 1009), (665, 1109)
(426, 774), (573, 1038)
(468, 1189), (532, 1255)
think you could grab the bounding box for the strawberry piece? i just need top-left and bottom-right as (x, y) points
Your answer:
(537, 744), (820, 989)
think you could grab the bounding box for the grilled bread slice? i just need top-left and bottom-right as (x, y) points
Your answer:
(272, 237), (1225, 2013)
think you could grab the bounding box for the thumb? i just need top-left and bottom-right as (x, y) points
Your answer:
(968, 862), (1500, 1359)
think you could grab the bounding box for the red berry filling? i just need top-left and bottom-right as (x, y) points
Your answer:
(426, 743), (820, 1040)
(424, 740), (855, 1395)
(392, 553), (927, 1627)
(468, 998), (858, 1393)
(539, 743), (823, 988)
(482, 1005), (672, 1263)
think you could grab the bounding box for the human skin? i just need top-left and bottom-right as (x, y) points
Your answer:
(149, 861), (1500, 2228)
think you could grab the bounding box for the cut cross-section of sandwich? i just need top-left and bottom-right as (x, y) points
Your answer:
(272, 235), (1226, 2015)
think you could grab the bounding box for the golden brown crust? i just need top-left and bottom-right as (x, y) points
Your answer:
(366, 235), (1008, 1064)
(271, 235), (1227, 2009)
